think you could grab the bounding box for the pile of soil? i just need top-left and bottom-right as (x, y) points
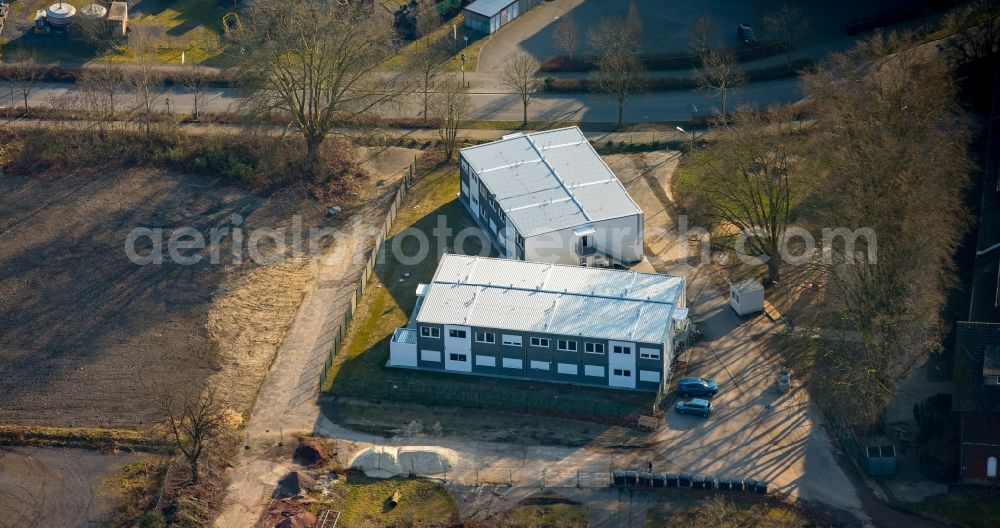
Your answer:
(272, 471), (316, 499)
(293, 439), (331, 467)
(276, 511), (316, 528)
(258, 497), (316, 528)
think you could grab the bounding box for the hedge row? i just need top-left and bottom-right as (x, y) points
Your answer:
(541, 40), (792, 73)
(541, 58), (814, 94)
(0, 63), (237, 87)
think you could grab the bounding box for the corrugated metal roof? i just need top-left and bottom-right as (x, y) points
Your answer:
(460, 127), (641, 237)
(464, 0), (517, 17)
(415, 255), (684, 343)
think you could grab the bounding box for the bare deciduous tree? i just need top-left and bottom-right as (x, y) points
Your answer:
(430, 77), (471, 161)
(803, 33), (973, 430)
(689, 13), (718, 58)
(684, 106), (803, 285)
(233, 0), (404, 173)
(763, 3), (808, 67)
(941, 0), (1000, 66)
(75, 58), (127, 135)
(553, 15), (578, 60)
(127, 45), (164, 138)
(408, 39), (448, 124)
(589, 15), (642, 57)
(498, 53), (542, 127)
(591, 48), (646, 127)
(693, 49), (744, 117)
(589, 17), (645, 127)
(180, 64), (210, 121)
(158, 388), (227, 485)
(5, 50), (40, 114)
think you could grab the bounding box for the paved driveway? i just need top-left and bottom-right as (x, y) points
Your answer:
(607, 151), (864, 516)
(648, 270), (862, 513)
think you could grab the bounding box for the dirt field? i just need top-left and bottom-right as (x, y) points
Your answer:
(0, 148), (417, 428)
(0, 447), (142, 528)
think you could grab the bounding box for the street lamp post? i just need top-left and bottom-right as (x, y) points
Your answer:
(460, 53), (467, 87)
(676, 126), (694, 151)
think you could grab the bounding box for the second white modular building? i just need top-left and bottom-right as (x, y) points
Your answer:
(388, 254), (689, 392)
(458, 127), (644, 267)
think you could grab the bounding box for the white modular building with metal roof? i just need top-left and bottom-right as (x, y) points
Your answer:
(459, 127), (644, 267)
(463, 0), (540, 34)
(388, 254), (688, 392)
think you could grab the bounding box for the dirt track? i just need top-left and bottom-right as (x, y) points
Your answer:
(0, 447), (139, 528)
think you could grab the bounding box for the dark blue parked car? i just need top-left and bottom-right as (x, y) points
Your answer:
(677, 377), (718, 397)
(675, 398), (712, 417)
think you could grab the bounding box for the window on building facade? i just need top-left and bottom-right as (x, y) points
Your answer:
(585, 342), (605, 354)
(449, 329), (467, 339)
(475, 331), (495, 343)
(502, 335), (522, 346)
(420, 327), (440, 338)
(530, 337), (550, 348)
(557, 339), (577, 352)
(613, 345), (631, 355)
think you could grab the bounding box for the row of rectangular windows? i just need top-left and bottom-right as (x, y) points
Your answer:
(420, 352), (652, 381)
(419, 327), (647, 356)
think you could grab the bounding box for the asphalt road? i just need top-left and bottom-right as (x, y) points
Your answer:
(476, 0), (929, 74)
(9, 76), (800, 123)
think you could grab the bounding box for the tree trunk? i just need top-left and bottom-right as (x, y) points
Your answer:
(423, 90), (429, 124)
(305, 132), (325, 177)
(22, 93), (29, 113)
(190, 458), (199, 484)
(766, 258), (780, 286)
(522, 101), (528, 127)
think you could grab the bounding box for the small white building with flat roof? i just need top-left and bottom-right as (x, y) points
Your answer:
(458, 127), (644, 267)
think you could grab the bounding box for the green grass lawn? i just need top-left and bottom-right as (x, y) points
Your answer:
(2, 0), (228, 66)
(646, 496), (806, 528)
(504, 502), (589, 528)
(322, 475), (458, 527)
(321, 163), (654, 427)
(915, 488), (1000, 528)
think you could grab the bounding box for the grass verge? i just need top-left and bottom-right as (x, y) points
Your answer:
(913, 488), (1000, 528)
(504, 498), (588, 528)
(646, 495), (811, 528)
(0, 424), (169, 452)
(324, 474), (459, 527)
